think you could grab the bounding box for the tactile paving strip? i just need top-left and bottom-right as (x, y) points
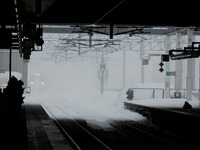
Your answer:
(25, 104), (74, 150)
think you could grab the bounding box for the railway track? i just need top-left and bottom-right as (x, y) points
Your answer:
(42, 102), (111, 150)
(41, 101), (198, 150)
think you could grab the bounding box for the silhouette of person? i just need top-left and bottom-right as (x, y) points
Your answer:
(0, 88), (4, 119)
(0, 88), (3, 103)
(2, 76), (25, 149)
(183, 101), (192, 109)
(4, 76), (18, 102)
(126, 88), (134, 100)
(3, 76), (25, 126)
(16, 79), (25, 104)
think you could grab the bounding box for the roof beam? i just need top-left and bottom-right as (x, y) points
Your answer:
(42, 26), (200, 35)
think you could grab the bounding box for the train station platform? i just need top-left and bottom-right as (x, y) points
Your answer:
(124, 99), (200, 141)
(1, 103), (74, 150)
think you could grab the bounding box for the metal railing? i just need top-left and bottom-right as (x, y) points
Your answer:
(131, 88), (164, 99)
(169, 88), (199, 99)
(169, 89), (186, 98)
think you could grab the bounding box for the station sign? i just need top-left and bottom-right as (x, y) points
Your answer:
(166, 71), (176, 76)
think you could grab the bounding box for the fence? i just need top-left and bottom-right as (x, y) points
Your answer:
(169, 89), (186, 98)
(169, 88), (199, 99)
(132, 88), (164, 99)
(132, 88), (199, 99)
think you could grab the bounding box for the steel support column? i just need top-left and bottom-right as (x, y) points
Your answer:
(199, 55), (200, 104)
(175, 32), (183, 93)
(140, 41), (144, 83)
(186, 29), (195, 100)
(164, 35), (171, 98)
(122, 48), (126, 88)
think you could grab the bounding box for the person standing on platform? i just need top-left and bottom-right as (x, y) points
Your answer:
(126, 88), (134, 100)
(3, 76), (25, 126)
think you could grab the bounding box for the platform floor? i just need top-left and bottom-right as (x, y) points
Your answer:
(1, 103), (74, 150)
(26, 104), (74, 150)
(1, 103), (28, 149)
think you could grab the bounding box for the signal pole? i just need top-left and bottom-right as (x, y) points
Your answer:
(164, 35), (171, 98)
(98, 51), (108, 93)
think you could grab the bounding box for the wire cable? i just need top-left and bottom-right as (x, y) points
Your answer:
(94, 0), (126, 25)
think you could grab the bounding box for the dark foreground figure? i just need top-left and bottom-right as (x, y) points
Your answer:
(183, 101), (192, 109)
(0, 76), (27, 149)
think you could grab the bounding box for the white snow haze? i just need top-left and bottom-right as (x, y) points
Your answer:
(26, 41), (148, 127)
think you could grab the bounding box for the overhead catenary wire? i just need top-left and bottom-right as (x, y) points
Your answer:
(94, 0), (126, 25)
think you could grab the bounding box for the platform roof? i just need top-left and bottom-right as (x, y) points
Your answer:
(1, 0), (200, 27)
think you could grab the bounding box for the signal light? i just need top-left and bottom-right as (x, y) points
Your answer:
(101, 67), (105, 71)
(162, 55), (169, 62)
